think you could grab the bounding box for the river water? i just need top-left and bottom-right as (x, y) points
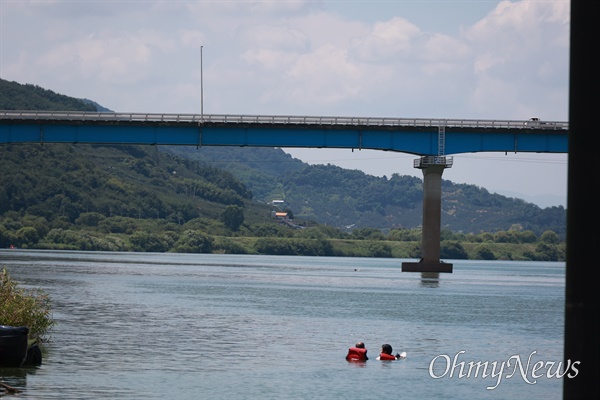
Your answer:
(0, 250), (566, 399)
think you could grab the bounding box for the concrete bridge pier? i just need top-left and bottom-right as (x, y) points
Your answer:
(402, 156), (453, 273)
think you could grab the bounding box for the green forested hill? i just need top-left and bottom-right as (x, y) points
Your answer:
(0, 140), (287, 252)
(162, 147), (566, 237)
(0, 79), (98, 111)
(0, 143), (255, 220)
(164, 146), (305, 201)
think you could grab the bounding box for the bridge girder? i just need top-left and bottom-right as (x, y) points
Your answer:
(0, 113), (568, 156)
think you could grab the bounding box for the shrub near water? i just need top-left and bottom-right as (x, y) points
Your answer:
(0, 268), (55, 344)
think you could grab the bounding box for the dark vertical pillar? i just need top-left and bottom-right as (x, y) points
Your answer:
(421, 165), (444, 263)
(564, 1), (599, 398)
(402, 160), (452, 273)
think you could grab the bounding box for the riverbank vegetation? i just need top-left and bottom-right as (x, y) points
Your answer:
(1, 210), (565, 261)
(0, 268), (55, 344)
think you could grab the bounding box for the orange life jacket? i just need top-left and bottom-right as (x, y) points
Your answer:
(378, 352), (397, 360)
(346, 347), (368, 361)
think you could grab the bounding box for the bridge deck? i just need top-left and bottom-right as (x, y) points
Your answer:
(0, 111), (569, 156)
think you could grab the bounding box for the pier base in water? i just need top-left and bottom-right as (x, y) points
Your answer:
(401, 260), (453, 273)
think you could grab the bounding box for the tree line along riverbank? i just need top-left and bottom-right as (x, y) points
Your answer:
(1, 212), (565, 261)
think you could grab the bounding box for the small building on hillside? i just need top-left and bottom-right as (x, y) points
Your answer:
(272, 211), (289, 220)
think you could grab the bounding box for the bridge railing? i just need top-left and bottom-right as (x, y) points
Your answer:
(414, 156), (454, 169)
(0, 110), (568, 130)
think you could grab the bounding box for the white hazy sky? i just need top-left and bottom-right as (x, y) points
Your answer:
(0, 0), (569, 208)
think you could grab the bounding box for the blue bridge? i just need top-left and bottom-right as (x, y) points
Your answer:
(0, 111), (569, 273)
(0, 111), (568, 155)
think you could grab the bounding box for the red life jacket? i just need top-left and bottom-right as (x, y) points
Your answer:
(378, 352), (397, 360)
(346, 347), (368, 361)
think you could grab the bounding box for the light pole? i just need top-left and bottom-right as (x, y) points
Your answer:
(200, 45), (204, 121)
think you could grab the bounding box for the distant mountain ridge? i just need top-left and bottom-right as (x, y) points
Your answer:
(493, 189), (565, 209)
(163, 147), (566, 237)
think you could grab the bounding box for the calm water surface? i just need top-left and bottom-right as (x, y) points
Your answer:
(1, 250), (565, 399)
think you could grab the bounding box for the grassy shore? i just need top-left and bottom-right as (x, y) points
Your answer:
(218, 236), (566, 261)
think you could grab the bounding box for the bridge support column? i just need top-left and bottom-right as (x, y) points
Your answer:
(402, 156), (453, 273)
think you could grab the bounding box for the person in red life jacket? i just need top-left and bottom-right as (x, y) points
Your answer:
(346, 341), (368, 361)
(376, 344), (402, 360)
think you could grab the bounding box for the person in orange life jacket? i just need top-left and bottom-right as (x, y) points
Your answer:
(346, 341), (368, 361)
(376, 344), (402, 360)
